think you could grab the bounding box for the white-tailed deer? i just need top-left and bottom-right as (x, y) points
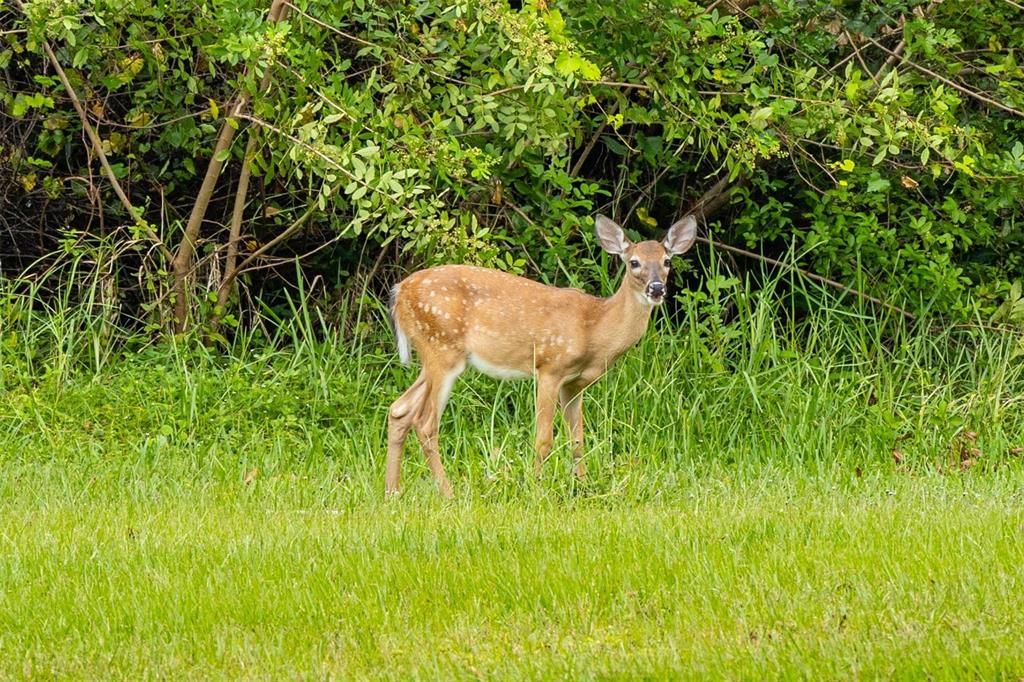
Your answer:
(385, 214), (698, 497)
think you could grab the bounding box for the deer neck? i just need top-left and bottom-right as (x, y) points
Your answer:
(595, 278), (655, 358)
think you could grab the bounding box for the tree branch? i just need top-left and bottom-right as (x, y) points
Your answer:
(170, 0), (288, 331)
(20, 4), (173, 264)
(214, 131), (260, 320)
(863, 33), (1023, 117)
(688, 173), (745, 222)
(691, 233), (917, 320)
(220, 203), (317, 294)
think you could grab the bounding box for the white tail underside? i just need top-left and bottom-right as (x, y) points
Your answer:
(390, 284), (411, 365)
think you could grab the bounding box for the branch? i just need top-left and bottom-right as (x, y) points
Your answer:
(570, 106), (614, 178)
(170, 0), (289, 331)
(23, 11), (173, 263)
(214, 1), (292, 324)
(874, 37), (907, 84)
(692, 234), (917, 320)
(864, 34), (1023, 117)
(688, 173), (745, 221)
(845, 29), (879, 86)
(214, 131), (260, 317)
(220, 203), (317, 292)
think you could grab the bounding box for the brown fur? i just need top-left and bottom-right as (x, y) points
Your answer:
(385, 215), (697, 497)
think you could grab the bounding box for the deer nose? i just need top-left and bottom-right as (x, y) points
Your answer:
(648, 281), (665, 298)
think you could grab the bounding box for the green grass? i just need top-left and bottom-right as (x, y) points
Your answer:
(2, 275), (1024, 678)
(4, 481), (1024, 678)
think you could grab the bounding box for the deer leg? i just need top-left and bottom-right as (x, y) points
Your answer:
(386, 373), (427, 495)
(413, 358), (464, 499)
(560, 382), (587, 481)
(533, 373), (562, 477)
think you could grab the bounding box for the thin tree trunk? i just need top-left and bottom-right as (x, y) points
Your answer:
(170, 0), (288, 332)
(214, 132), (259, 325)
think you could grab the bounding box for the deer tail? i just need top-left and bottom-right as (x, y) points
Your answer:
(389, 283), (411, 366)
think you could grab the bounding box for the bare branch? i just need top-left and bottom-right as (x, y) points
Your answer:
(864, 34), (1023, 117)
(16, 0), (174, 264)
(225, 203), (317, 289)
(688, 173), (744, 222)
(692, 234), (918, 320)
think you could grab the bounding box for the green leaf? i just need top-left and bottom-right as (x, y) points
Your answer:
(577, 59), (602, 80)
(866, 176), (890, 193)
(351, 155), (366, 177)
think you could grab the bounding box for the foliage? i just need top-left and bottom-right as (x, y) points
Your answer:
(1, 0), (1023, 326)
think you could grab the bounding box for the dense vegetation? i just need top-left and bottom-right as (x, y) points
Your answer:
(2, 1), (1024, 676)
(3, 0), (1023, 333)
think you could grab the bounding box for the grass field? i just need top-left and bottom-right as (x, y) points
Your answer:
(2, 282), (1024, 678)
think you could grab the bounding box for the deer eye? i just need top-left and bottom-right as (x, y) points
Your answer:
(629, 259), (640, 269)
(663, 259), (671, 268)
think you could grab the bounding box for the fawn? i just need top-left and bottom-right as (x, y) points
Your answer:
(385, 214), (697, 497)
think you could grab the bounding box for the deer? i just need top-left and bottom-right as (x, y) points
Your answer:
(385, 213), (698, 497)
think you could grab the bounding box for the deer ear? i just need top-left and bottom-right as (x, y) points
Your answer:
(595, 215), (631, 256)
(663, 215), (698, 255)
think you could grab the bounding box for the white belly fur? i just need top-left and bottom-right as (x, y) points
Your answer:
(468, 353), (531, 380)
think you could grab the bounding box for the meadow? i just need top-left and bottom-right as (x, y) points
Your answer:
(2, 278), (1024, 679)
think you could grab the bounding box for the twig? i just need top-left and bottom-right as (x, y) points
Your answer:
(864, 34), (1023, 117)
(23, 8), (172, 263)
(504, 202), (574, 284)
(226, 203), (317, 286)
(692, 234), (917, 320)
(845, 30), (879, 86)
(688, 173), (743, 221)
(580, 80), (652, 91)
(571, 108), (613, 178)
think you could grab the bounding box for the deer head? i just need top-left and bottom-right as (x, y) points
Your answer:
(595, 214), (698, 305)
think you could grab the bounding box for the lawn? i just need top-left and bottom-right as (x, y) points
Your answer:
(2, 300), (1023, 678)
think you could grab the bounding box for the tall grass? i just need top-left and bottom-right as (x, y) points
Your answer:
(3, 255), (1023, 492)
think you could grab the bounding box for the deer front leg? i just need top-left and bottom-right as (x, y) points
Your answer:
(533, 373), (561, 477)
(560, 382), (587, 481)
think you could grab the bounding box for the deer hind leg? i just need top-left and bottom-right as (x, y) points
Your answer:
(413, 355), (465, 499)
(560, 382), (587, 481)
(533, 373), (562, 477)
(386, 372), (428, 495)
